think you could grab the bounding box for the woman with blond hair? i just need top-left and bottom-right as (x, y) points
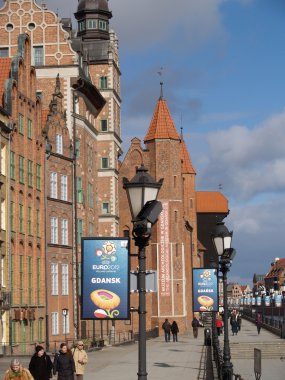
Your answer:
(4, 359), (34, 380)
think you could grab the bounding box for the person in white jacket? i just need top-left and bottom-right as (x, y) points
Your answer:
(71, 341), (88, 380)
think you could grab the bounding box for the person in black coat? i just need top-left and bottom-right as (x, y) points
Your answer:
(29, 345), (53, 380)
(171, 321), (179, 342)
(53, 343), (75, 380)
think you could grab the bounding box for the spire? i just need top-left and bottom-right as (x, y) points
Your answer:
(144, 97), (180, 142)
(180, 139), (196, 175)
(160, 81), (163, 100)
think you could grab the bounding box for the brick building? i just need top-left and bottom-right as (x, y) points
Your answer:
(0, 0), (121, 350)
(119, 90), (199, 333)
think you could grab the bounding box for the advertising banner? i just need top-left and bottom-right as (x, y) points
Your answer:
(81, 238), (130, 320)
(265, 296), (271, 306)
(275, 294), (282, 307)
(192, 268), (218, 312)
(256, 296), (262, 306)
(159, 201), (171, 296)
(252, 297), (256, 306)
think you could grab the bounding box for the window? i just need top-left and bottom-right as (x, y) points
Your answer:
(88, 182), (93, 208)
(61, 219), (68, 245)
(100, 119), (108, 132)
(36, 209), (40, 237)
(19, 156), (24, 184)
(36, 164), (41, 190)
(1, 199), (6, 231)
(19, 204), (24, 233)
(1, 143), (6, 176)
(100, 76), (108, 89)
(99, 20), (107, 30)
(77, 219), (83, 243)
(37, 258), (41, 304)
(11, 255), (14, 304)
(38, 318), (43, 341)
(19, 113), (24, 134)
(62, 264), (69, 295)
(20, 255), (24, 304)
(87, 19), (97, 29)
(0, 48), (8, 57)
(61, 175), (68, 201)
(51, 217), (58, 244)
(30, 321), (34, 343)
(33, 46), (44, 66)
(28, 207), (32, 235)
(75, 138), (80, 158)
(51, 312), (59, 335)
(51, 263), (58, 295)
(56, 134), (63, 154)
(62, 313), (69, 335)
(10, 202), (15, 231)
(28, 257), (32, 304)
(88, 222), (94, 236)
(28, 119), (32, 139)
(28, 160), (33, 187)
(10, 151), (15, 180)
(76, 177), (83, 203)
(123, 229), (130, 238)
(102, 202), (110, 214)
(87, 145), (93, 168)
(79, 20), (86, 31)
(101, 157), (109, 169)
(50, 172), (57, 198)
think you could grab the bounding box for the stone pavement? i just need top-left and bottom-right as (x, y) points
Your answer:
(0, 328), (209, 380)
(225, 318), (285, 379)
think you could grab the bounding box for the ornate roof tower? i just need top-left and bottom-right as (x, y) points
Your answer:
(75, 0), (112, 41)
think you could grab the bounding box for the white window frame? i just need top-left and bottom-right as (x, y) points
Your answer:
(62, 313), (69, 334)
(61, 175), (68, 201)
(61, 219), (68, 245)
(56, 134), (63, 155)
(51, 263), (58, 295)
(51, 217), (58, 244)
(51, 312), (59, 335)
(50, 172), (57, 198)
(62, 264), (69, 296)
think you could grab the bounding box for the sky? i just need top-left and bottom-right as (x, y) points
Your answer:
(2, 0), (285, 286)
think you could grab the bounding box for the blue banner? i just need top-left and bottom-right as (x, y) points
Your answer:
(192, 268), (218, 312)
(81, 238), (130, 320)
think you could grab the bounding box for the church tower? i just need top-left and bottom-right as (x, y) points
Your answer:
(74, 0), (121, 237)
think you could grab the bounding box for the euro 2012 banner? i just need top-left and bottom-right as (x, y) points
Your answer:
(192, 268), (218, 312)
(81, 238), (130, 320)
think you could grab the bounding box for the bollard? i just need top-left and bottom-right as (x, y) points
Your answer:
(204, 328), (211, 346)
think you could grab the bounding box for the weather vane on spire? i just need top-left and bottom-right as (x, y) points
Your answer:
(157, 67), (164, 99)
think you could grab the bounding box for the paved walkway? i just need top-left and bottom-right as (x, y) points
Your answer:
(227, 318), (285, 379)
(0, 329), (208, 380)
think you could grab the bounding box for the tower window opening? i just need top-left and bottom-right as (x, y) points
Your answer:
(87, 19), (97, 30)
(99, 20), (107, 30)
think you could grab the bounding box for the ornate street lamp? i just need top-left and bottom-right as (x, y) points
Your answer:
(212, 221), (235, 380)
(62, 308), (68, 343)
(123, 165), (163, 380)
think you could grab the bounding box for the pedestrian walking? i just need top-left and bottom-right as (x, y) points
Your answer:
(171, 321), (179, 342)
(237, 313), (242, 331)
(71, 341), (88, 380)
(191, 316), (200, 338)
(216, 316), (223, 336)
(230, 310), (239, 336)
(256, 312), (262, 334)
(29, 345), (53, 380)
(4, 359), (34, 380)
(53, 343), (75, 380)
(162, 318), (171, 342)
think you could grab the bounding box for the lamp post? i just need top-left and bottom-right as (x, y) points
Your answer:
(62, 308), (68, 343)
(123, 165), (163, 380)
(212, 221), (235, 380)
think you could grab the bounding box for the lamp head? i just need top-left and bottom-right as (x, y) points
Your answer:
(211, 221), (233, 256)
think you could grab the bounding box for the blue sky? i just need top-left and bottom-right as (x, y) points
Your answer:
(3, 0), (285, 285)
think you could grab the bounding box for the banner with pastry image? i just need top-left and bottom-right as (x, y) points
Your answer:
(192, 268), (218, 312)
(81, 237), (130, 320)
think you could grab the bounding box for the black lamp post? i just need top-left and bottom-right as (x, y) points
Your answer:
(212, 221), (235, 380)
(123, 165), (163, 380)
(62, 308), (68, 343)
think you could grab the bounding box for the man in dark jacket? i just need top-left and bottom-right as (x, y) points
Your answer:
(29, 345), (53, 380)
(53, 343), (75, 380)
(192, 317), (200, 338)
(162, 319), (171, 342)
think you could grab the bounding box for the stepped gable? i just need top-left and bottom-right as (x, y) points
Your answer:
(144, 97), (180, 142)
(180, 139), (196, 174)
(0, 58), (12, 107)
(196, 191), (228, 213)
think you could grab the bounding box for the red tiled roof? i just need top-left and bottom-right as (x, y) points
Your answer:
(180, 140), (196, 174)
(0, 58), (12, 107)
(265, 258), (285, 278)
(196, 191), (229, 213)
(144, 98), (180, 142)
